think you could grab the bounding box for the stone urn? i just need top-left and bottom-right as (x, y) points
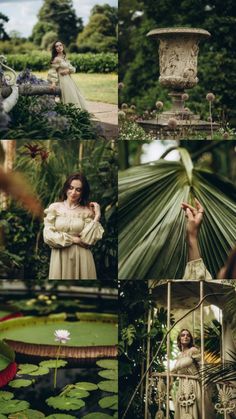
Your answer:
(146, 27), (211, 124)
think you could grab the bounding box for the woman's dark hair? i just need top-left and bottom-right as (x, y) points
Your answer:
(177, 329), (194, 351)
(60, 173), (90, 206)
(51, 40), (66, 63)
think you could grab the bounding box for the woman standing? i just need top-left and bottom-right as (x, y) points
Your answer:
(43, 173), (104, 279)
(171, 329), (215, 419)
(47, 40), (87, 110)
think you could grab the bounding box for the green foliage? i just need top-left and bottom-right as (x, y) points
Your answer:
(97, 380), (118, 393)
(0, 391), (14, 401)
(121, 325), (136, 346)
(31, 21), (56, 46)
(39, 360), (67, 368)
(98, 369), (117, 380)
(0, 12), (9, 41)
(0, 400), (30, 414)
(82, 414), (113, 419)
(0, 340), (15, 372)
(98, 395), (118, 410)
(3, 95), (97, 141)
(17, 364), (39, 374)
(77, 5), (118, 53)
(8, 410), (45, 419)
(75, 382), (98, 391)
(5, 52), (117, 73)
(28, 366), (50, 376)
(46, 396), (85, 410)
(45, 415), (76, 419)
(8, 379), (33, 388)
(120, 0), (236, 123)
(119, 147), (236, 279)
(96, 360), (118, 370)
(65, 389), (89, 399)
(33, 0), (83, 46)
(41, 31), (58, 50)
(0, 140), (117, 282)
(0, 40), (36, 54)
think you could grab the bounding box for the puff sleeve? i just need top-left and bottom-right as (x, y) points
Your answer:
(43, 206), (74, 248)
(183, 258), (212, 280)
(67, 60), (76, 74)
(79, 218), (104, 245)
(47, 67), (59, 84)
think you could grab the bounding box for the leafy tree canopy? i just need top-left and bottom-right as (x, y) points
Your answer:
(0, 12), (10, 41)
(31, 0), (83, 46)
(77, 4), (118, 53)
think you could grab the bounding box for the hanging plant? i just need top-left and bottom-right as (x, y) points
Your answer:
(119, 147), (236, 279)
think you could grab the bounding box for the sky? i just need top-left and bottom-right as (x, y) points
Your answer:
(0, 0), (118, 38)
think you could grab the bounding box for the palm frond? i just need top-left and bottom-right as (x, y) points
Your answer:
(119, 148), (236, 279)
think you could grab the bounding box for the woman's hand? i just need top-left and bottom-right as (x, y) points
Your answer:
(59, 69), (70, 76)
(72, 236), (90, 248)
(181, 198), (204, 240)
(50, 82), (57, 90)
(90, 202), (101, 222)
(181, 198), (204, 261)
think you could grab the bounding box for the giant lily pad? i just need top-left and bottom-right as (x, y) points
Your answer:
(17, 364), (38, 374)
(98, 369), (117, 380)
(0, 391), (14, 401)
(96, 360), (118, 370)
(8, 409), (45, 418)
(9, 379), (33, 388)
(0, 341), (15, 372)
(82, 414), (113, 419)
(0, 400), (29, 414)
(98, 395), (118, 410)
(75, 382), (98, 391)
(66, 389), (89, 398)
(97, 381), (118, 393)
(40, 360), (67, 369)
(0, 315), (117, 346)
(28, 367), (49, 376)
(46, 396), (85, 411)
(46, 415), (76, 419)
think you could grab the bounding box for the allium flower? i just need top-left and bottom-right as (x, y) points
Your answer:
(54, 329), (71, 344)
(155, 101), (164, 110)
(130, 105), (136, 110)
(168, 118), (178, 129)
(182, 93), (189, 101)
(121, 103), (128, 109)
(223, 132), (229, 139)
(118, 110), (126, 119)
(206, 93), (215, 102)
(118, 82), (124, 89)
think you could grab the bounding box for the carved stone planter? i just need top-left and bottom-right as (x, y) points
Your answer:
(138, 27), (219, 138)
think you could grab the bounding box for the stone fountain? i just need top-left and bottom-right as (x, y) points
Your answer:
(138, 28), (218, 138)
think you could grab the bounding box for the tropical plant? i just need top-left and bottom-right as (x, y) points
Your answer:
(119, 147), (236, 279)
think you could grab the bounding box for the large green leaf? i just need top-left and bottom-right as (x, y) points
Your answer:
(0, 341), (15, 372)
(119, 148), (236, 279)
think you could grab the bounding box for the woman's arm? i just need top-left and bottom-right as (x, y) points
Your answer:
(181, 198), (204, 261)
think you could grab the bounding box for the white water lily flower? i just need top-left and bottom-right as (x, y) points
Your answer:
(54, 329), (71, 344)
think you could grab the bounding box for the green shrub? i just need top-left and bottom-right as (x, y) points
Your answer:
(5, 51), (118, 73)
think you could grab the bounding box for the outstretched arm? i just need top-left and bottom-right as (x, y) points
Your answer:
(181, 198), (204, 261)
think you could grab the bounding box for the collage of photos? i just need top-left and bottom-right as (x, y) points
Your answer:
(0, 0), (236, 418)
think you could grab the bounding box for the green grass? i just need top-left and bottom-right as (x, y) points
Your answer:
(34, 71), (117, 105)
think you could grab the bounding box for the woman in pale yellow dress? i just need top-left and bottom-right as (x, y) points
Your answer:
(47, 40), (87, 110)
(43, 173), (104, 280)
(172, 329), (215, 419)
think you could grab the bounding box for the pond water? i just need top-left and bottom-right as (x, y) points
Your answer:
(6, 365), (117, 417)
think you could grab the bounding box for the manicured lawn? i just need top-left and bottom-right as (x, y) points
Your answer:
(34, 71), (117, 105)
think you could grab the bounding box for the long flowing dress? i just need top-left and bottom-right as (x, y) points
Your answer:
(43, 202), (104, 280)
(47, 56), (87, 110)
(171, 347), (215, 419)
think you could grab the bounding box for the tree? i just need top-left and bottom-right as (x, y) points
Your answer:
(31, 0), (83, 46)
(77, 4), (118, 52)
(0, 12), (10, 41)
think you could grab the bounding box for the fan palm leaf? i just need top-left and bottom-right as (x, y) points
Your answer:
(119, 147), (236, 279)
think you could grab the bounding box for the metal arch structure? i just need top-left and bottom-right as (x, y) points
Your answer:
(146, 279), (236, 419)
